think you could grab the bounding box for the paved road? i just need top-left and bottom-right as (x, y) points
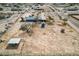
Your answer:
(67, 16), (79, 32)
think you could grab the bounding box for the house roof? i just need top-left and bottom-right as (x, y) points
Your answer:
(38, 13), (46, 20)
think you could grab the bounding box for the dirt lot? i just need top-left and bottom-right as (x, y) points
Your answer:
(0, 21), (79, 56)
(16, 21), (79, 56)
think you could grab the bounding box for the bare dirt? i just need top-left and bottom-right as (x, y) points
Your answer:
(17, 22), (79, 55)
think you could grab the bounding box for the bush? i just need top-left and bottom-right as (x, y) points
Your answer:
(0, 8), (3, 11)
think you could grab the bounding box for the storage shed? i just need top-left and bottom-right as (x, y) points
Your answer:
(8, 38), (21, 45)
(7, 38), (21, 49)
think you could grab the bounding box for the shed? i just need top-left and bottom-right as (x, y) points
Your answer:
(7, 38), (21, 49)
(8, 38), (21, 45)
